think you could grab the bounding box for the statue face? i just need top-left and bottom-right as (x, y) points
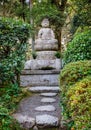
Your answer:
(41, 18), (49, 27)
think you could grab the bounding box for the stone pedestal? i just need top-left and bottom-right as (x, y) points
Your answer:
(24, 38), (61, 70)
(21, 18), (61, 87)
(24, 59), (61, 70)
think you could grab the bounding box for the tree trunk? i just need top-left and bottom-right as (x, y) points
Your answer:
(20, 0), (25, 21)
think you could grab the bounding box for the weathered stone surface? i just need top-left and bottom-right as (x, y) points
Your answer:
(13, 94), (61, 118)
(41, 98), (56, 103)
(34, 42), (58, 51)
(13, 114), (35, 128)
(35, 18), (58, 45)
(40, 93), (57, 97)
(35, 105), (55, 112)
(36, 114), (59, 127)
(33, 126), (38, 130)
(21, 70), (60, 75)
(28, 86), (60, 93)
(24, 59), (61, 70)
(36, 51), (56, 60)
(20, 74), (59, 87)
(35, 18), (58, 51)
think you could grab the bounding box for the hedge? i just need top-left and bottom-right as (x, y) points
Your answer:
(60, 60), (91, 129)
(64, 30), (91, 64)
(60, 60), (91, 89)
(0, 17), (30, 85)
(66, 77), (91, 130)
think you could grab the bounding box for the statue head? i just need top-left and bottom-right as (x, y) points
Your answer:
(41, 18), (49, 27)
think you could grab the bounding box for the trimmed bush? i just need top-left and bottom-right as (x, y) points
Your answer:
(60, 60), (91, 89)
(60, 60), (91, 129)
(0, 17), (30, 85)
(67, 77), (91, 130)
(64, 30), (91, 64)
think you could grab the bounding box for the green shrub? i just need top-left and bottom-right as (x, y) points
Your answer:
(55, 51), (61, 58)
(60, 60), (91, 89)
(0, 18), (31, 129)
(0, 105), (21, 130)
(31, 51), (37, 59)
(0, 17), (30, 85)
(60, 60), (91, 129)
(64, 30), (91, 64)
(66, 77), (91, 130)
(0, 84), (28, 129)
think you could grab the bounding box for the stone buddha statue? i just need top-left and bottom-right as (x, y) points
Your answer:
(24, 18), (61, 70)
(35, 18), (58, 47)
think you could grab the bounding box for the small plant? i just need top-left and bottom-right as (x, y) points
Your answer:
(0, 105), (21, 130)
(55, 51), (61, 58)
(32, 51), (37, 59)
(0, 83), (31, 129)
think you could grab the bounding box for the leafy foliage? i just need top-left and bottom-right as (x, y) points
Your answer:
(55, 51), (62, 58)
(67, 77), (91, 130)
(31, 51), (37, 59)
(64, 30), (91, 64)
(0, 17), (30, 85)
(69, 0), (91, 34)
(0, 0), (30, 22)
(73, 0), (91, 26)
(60, 60), (91, 88)
(31, 1), (64, 27)
(60, 60), (91, 129)
(0, 105), (21, 130)
(0, 83), (24, 130)
(0, 83), (33, 129)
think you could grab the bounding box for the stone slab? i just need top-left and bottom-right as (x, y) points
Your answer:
(41, 97), (56, 103)
(20, 74), (59, 87)
(21, 69), (60, 75)
(40, 93), (57, 97)
(35, 42), (58, 51)
(36, 114), (59, 127)
(28, 86), (60, 93)
(13, 113), (35, 128)
(24, 59), (61, 70)
(36, 51), (56, 60)
(35, 105), (55, 112)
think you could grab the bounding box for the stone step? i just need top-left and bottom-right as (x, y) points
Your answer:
(13, 114), (59, 129)
(36, 114), (59, 127)
(35, 105), (55, 112)
(41, 97), (56, 103)
(28, 86), (60, 93)
(21, 73), (59, 87)
(13, 114), (35, 129)
(40, 92), (57, 97)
